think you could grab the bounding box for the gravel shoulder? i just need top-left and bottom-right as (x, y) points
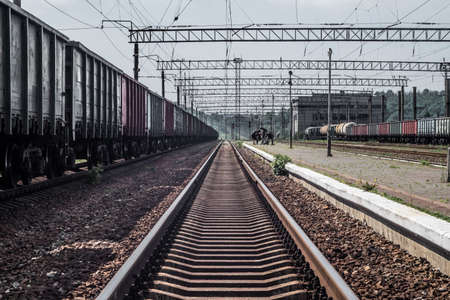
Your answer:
(0, 142), (217, 299)
(238, 146), (449, 299)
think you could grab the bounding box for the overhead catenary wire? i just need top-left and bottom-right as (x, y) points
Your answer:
(340, 0), (439, 60)
(42, 0), (98, 28)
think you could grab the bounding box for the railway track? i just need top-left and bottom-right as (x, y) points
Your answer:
(295, 141), (447, 165)
(0, 144), (196, 205)
(98, 142), (356, 300)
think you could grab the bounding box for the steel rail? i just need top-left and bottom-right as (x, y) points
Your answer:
(232, 142), (359, 300)
(97, 140), (358, 299)
(96, 142), (222, 300)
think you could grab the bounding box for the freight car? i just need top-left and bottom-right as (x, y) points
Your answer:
(312, 118), (450, 144)
(0, 0), (217, 188)
(304, 127), (322, 140)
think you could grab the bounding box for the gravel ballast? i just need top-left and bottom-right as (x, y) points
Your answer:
(239, 147), (449, 299)
(0, 142), (216, 299)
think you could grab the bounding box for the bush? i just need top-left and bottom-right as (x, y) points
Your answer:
(271, 154), (292, 175)
(236, 141), (243, 148)
(362, 181), (377, 192)
(87, 166), (103, 184)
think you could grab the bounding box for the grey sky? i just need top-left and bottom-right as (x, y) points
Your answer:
(19, 0), (450, 106)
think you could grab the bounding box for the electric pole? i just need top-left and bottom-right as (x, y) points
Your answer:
(289, 71), (293, 149)
(327, 48), (333, 157)
(133, 43), (139, 80)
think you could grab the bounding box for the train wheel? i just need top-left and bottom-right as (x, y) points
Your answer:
(4, 144), (21, 188)
(101, 147), (110, 166)
(20, 154), (32, 186)
(87, 144), (94, 169)
(55, 148), (65, 177)
(45, 146), (56, 179)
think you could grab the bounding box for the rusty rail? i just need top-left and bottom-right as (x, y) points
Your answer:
(232, 143), (358, 300)
(96, 142), (222, 300)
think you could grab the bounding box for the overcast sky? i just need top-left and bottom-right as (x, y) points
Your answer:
(18, 0), (450, 110)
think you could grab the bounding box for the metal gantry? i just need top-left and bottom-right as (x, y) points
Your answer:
(177, 76), (408, 87)
(189, 88), (373, 97)
(130, 26), (450, 43)
(158, 59), (450, 72)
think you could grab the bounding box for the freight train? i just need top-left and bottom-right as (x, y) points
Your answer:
(305, 117), (450, 144)
(0, 0), (217, 188)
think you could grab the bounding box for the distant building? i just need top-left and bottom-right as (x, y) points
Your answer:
(293, 93), (385, 137)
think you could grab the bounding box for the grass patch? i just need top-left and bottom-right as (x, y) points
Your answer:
(235, 141), (243, 148)
(87, 166), (103, 184)
(361, 181), (377, 192)
(389, 165), (399, 169)
(420, 160), (431, 166)
(271, 154), (292, 176)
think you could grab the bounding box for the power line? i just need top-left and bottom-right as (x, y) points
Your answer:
(42, 0), (98, 28)
(231, 0), (254, 24)
(339, 0), (437, 60)
(102, 30), (133, 62)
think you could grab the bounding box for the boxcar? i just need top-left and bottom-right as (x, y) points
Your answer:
(389, 122), (402, 142)
(378, 123), (390, 136)
(352, 124), (368, 139)
(418, 118), (435, 143)
(368, 124), (378, 137)
(304, 127), (321, 140)
(121, 74), (147, 158)
(0, 0), (70, 186)
(435, 117), (450, 143)
(401, 120), (417, 142)
(164, 100), (174, 137)
(0, 0), (218, 187)
(66, 41), (123, 166)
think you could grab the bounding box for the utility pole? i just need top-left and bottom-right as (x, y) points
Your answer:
(233, 58), (243, 140)
(398, 91), (402, 121)
(271, 94), (274, 134)
(381, 95), (386, 122)
(443, 61), (450, 117)
(161, 69), (166, 98)
(289, 71), (293, 149)
(413, 87), (417, 120)
(401, 85), (405, 121)
(261, 99), (264, 128)
(133, 43), (139, 80)
(327, 48), (332, 157)
(176, 82), (181, 106)
(183, 73), (187, 109)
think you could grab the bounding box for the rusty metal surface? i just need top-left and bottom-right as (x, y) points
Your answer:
(100, 142), (358, 299)
(97, 142), (222, 300)
(97, 141), (358, 299)
(145, 143), (311, 299)
(233, 143), (358, 300)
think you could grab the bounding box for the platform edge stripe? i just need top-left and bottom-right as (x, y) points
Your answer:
(244, 143), (450, 261)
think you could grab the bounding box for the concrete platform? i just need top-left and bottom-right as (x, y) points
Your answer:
(244, 143), (450, 275)
(253, 142), (450, 217)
